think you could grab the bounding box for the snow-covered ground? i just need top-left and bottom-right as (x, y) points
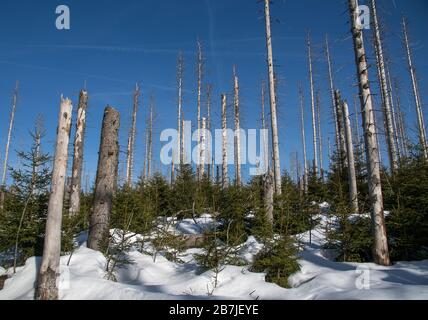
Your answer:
(1, 213), (428, 300)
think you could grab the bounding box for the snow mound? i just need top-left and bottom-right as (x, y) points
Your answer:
(175, 214), (217, 235)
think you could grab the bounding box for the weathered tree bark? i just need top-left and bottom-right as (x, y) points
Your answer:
(348, 0), (391, 266)
(196, 41), (203, 180)
(87, 106), (120, 252)
(393, 78), (409, 157)
(126, 84), (140, 187)
(299, 84), (308, 192)
(402, 17), (428, 160)
(69, 90), (88, 216)
(221, 94), (228, 189)
(261, 81), (269, 173)
(142, 127), (148, 182)
(200, 118), (207, 178)
(264, 0), (282, 195)
(0, 82), (19, 210)
(316, 90), (324, 179)
(177, 52), (184, 166)
(147, 98), (154, 179)
(334, 90), (348, 170)
(342, 100), (359, 214)
(263, 169), (274, 226)
(307, 32), (318, 176)
(233, 67), (241, 186)
(371, 0), (399, 171)
(326, 35), (340, 152)
(206, 84), (213, 181)
(386, 65), (401, 160)
(36, 96), (72, 300)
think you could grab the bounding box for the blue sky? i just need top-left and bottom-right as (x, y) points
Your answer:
(0, 0), (427, 185)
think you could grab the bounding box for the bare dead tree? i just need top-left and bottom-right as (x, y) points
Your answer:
(69, 90), (88, 216)
(233, 66), (241, 186)
(393, 78), (409, 157)
(307, 31), (318, 176)
(261, 80), (269, 173)
(36, 96), (73, 300)
(325, 35), (340, 152)
(177, 52), (184, 165)
(88, 106), (120, 251)
(221, 94), (228, 189)
(342, 100), (359, 213)
(1, 81), (19, 210)
(371, 0), (398, 172)
(299, 84), (308, 192)
(335, 90), (348, 170)
(206, 84), (213, 180)
(316, 90), (324, 179)
(196, 41), (203, 179)
(126, 83), (140, 187)
(264, 0), (282, 195)
(348, 0), (391, 266)
(147, 97), (154, 179)
(402, 17), (428, 159)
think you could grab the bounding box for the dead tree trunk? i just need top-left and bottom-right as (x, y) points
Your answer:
(263, 169), (274, 226)
(87, 106), (120, 251)
(177, 52), (184, 166)
(147, 98), (154, 179)
(142, 127), (148, 182)
(126, 84), (140, 187)
(69, 90), (88, 216)
(349, 0), (391, 266)
(233, 67), (241, 186)
(200, 118), (207, 178)
(36, 96), (72, 300)
(316, 90), (324, 179)
(371, 0), (399, 171)
(196, 41), (203, 179)
(221, 94), (228, 189)
(261, 81), (269, 173)
(326, 35), (340, 152)
(0, 82), (19, 210)
(393, 78), (409, 157)
(342, 100), (359, 213)
(206, 84), (213, 181)
(299, 84), (308, 192)
(264, 0), (282, 195)
(402, 17), (428, 159)
(307, 31), (318, 176)
(386, 65), (401, 161)
(335, 90), (348, 170)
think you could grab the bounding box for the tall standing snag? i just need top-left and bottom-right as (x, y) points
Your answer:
(342, 100), (359, 213)
(263, 0), (282, 195)
(307, 32), (318, 176)
(371, 0), (398, 171)
(233, 67), (241, 186)
(299, 84), (308, 192)
(221, 94), (228, 189)
(126, 84), (140, 187)
(69, 90), (88, 216)
(402, 17), (428, 160)
(88, 107), (120, 251)
(36, 97), (72, 300)
(348, 0), (390, 266)
(1, 81), (19, 210)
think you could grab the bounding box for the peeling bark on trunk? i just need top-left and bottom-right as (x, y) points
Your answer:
(308, 32), (318, 176)
(36, 96), (72, 300)
(348, 0), (391, 266)
(335, 90), (348, 170)
(69, 90), (88, 216)
(88, 107), (120, 252)
(263, 169), (274, 226)
(342, 100), (359, 214)
(264, 0), (282, 195)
